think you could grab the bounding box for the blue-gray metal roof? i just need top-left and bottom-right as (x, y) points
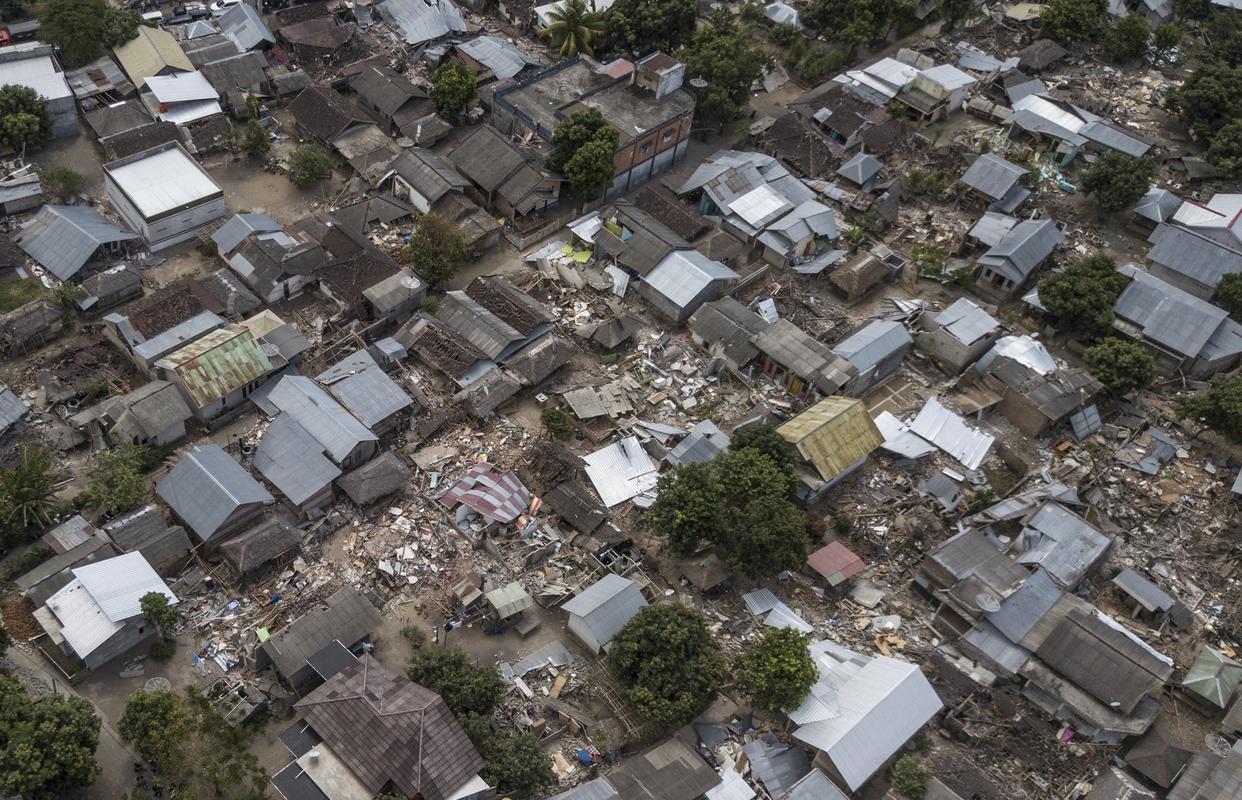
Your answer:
(456, 36), (537, 81)
(836, 152), (881, 186)
(743, 739), (811, 796)
(665, 419), (729, 466)
(781, 768), (849, 800)
(254, 413), (341, 506)
(1080, 120), (1150, 157)
(562, 573), (647, 645)
(968, 212), (1018, 247)
(1115, 264), (1227, 358)
(16, 205), (139, 280)
(833, 319), (911, 375)
(267, 374), (377, 463)
(933, 298), (999, 345)
(1112, 568), (1175, 613)
(1133, 187), (1180, 224)
(1147, 224), (1242, 289)
(986, 567), (1061, 643)
(0, 386), (29, 432)
(316, 350), (412, 429)
(548, 778), (619, 800)
(211, 212), (281, 254)
(155, 444), (272, 541)
(977, 218), (1063, 284)
(642, 249), (738, 309)
(379, 0), (467, 45)
(960, 153), (1026, 201)
(219, 2), (274, 51)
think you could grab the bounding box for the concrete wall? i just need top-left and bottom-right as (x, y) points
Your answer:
(914, 327), (997, 374)
(567, 614), (602, 654)
(82, 617), (155, 671)
(105, 173), (226, 252)
(1148, 261), (1215, 300)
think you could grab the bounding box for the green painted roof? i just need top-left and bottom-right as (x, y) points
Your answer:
(1183, 646), (1242, 708)
(157, 325), (272, 409)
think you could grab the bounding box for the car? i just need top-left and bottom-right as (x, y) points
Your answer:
(209, 0), (242, 15)
(176, 2), (211, 17)
(140, 9), (165, 24)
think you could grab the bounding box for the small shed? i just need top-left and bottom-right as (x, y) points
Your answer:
(485, 581), (533, 620)
(1183, 646), (1242, 711)
(807, 541), (865, 586)
(562, 573), (648, 654)
(337, 451), (411, 507)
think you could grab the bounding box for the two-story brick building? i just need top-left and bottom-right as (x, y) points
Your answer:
(491, 52), (695, 199)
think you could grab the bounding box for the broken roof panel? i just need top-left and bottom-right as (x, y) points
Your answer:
(1013, 501), (1110, 588)
(316, 350), (412, 429)
(437, 462), (531, 523)
(456, 36), (537, 80)
(932, 298), (1000, 346)
(379, 0), (468, 45)
(908, 396), (994, 469)
(16, 205), (139, 281)
(666, 419), (730, 467)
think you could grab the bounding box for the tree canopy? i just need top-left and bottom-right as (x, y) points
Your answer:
(607, 0), (698, 57)
(1081, 153), (1155, 212)
(39, 0), (140, 67)
(803, 0), (915, 49)
(1215, 273), (1242, 320)
(408, 211), (467, 287)
(609, 604), (725, 727)
(140, 592), (179, 637)
(541, 0), (607, 57)
(1103, 13), (1150, 62)
(679, 12), (770, 122)
(1207, 119), (1242, 178)
(1083, 338), (1157, 399)
(0, 85), (50, 152)
(729, 423), (796, 480)
(1037, 252), (1128, 339)
(481, 734), (554, 800)
(1172, 64), (1242, 141)
(735, 628), (818, 712)
(432, 62), (477, 120)
(84, 444), (149, 516)
(1039, 0), (1107, 43)
(549, 108), (620, 196)
(0, 675), (100, 800)
(286, 144), (334, 188)
(1177, 375), (1242, 442)
(1, 447), (60, 546)
(1204, 10), (1242, 66)
(118, 689), (192, 770)
(406, 645), (506, 719)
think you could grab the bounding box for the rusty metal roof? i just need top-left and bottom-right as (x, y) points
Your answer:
(156, 324), (272, 409)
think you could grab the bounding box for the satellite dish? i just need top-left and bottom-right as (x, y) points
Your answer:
(400, 276), (422, 289)
(976, 593), (1001, 613)
(144, 676), (171, 693)
(1206, 733), (1233, 757)
(689, 77), (708, 88)
(396, 137), (415, 148)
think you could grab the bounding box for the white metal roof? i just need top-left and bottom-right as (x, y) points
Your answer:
(976, 335), (1057, 375)
(909, 396), (995, 470)
(72, 551), (177, 622)
(145, 70), (218, 103)
(583, 436), (658, 507)
(0, 50), (73, 101)
(45, 579), (123, 658)
(157, 98), (223, 124)
(643, 249), (738, 308)
(106, 145), (222, 219)
(731, 183), (793, 229)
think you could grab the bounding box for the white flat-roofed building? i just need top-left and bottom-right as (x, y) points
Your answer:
(103, 142), (225, 251)
(0, 42), (77, 136)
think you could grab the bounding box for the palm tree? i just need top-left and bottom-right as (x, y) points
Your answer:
(1, 447), (60, 533)
(541, 0), (607, 59)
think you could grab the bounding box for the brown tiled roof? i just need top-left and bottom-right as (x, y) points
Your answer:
(295, 654), (483, 800)
(860, 118), (906, 156)
(126, 279), (224, 339)
(288, 85), (375, 143)
(762, 113), (839, 178)
(317, 251), (401, 310)
(635, 186), (710, 242)
(464, 276), (552, 336)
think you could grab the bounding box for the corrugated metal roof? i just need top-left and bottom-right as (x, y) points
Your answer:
(219, 1), (274, 50)
(986, 567), (1061, 643)
(0, 47), (72, 101)
(919, 63), (977, 91)
(456, 36), (537, 80)
(266, 375), (376, 464)
(155, 444), (273, 541)
(730, 183), (794, 228)
(105, 144), (223, 220)
(262, 588), (382, 680)
(666, 419), (730, 466)
(874, 410), (937, 459)
(15, 205), (139, 280)
(485, 581), (532, 618)
(909, 396), (994, 470)
(1112, 568), (1175, 614)
(961, 153), (1026, 201)
(1115, 264), (1229, 359)
(1183, 647), (1242, 707)
(562, 574), (647, 646)
(212, 212), (282, 253)
(45, 578), (123, 658)
(642, 249), (738, 310)
(1133, 187), (1181, 224)
(933, 298), (999, 345)
(1080, 120), (1149, 157)
(133, 310), (226, 363)
(977, 218), (1063, 284)
(961, 620), (1032, 674)
(790, 641), (943, 790)
(114, 25), (193, 89)
(0, 386), (29, 431)
(316, 350), (412, 429)
(778, 396), (884, 481)
(549, 778), (620, 800)
(157, 324), (272, 409)
(254, 413), (341, 506)
(379, 0), (467, 45)
(705, 768), (755, 800)
(1015, 501), (1110, 588)
(583, 436), (658, 507)
(807, 541), (865, 584)
(1148, 223), (1242, 290)
(836, 153), (882, 186)
(977, 335), (1057, 375)
(743, 738), (809, 796)
(145, 70), (218, 103)
(781, 769), (849, 800)
(832, 320), (911, 376)
(71, 551), (176, 623)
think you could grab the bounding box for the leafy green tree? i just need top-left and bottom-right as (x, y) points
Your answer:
(1038, 252), (1128, 339)
(118, 689), (192, 772)
(407, 645), (506, 718)
(408, 211), (466, 287)
(1103, 13), (1150, 62)
(1173, 0), (1210, 18)
(890, 755), (931, 799)
(50, 283), (85, 326)
(1152, 21), (1183, 63)
(679, 12), (771, 122)
(1208, 119), (1242, 177)
(0, 675), (100, 800)
(609, 604), (725, 728)
(0, 447), (59, 542)
(542, 407), (573, 440)
(770, 22), (800, 46)
(548, 109), (620, 196)
(940, 0), (977, 29)
(0, 0), (24, 22)
(238, 120), (269, 158)
(1083, 338), (1157, 399)
(549, 108), (610, 171)
(39, 0), (140, 67)
(1171, 64), (1242, 141)
(481, 734), (554, 800)
(0, 623), (9, 657)
(1215, 272), (1242, 319)
(1038, 0), (1107, 43)
(139, 592), (179, 641)
(0, 85), (49, 152)
(1081, 153), (1155, 212)
(803, 0), (916, 49)
(84, 444), (149, 516)
(1177, 375), (1242, 442)
(735, 628), (817, 712)
(714, 447), (794, 505)
(799, 46), (842, 81)
(730, 423), (795, 480)
(286, 144), (333, 188)
(432, 62), (477, 120)
(607, 0), (698, 56)
(725, 493), (809, 578)
(41, 165), (82, 201)
(541, 0), (607, 57)
(642, 461), (722, 556)
(1205, 10), (1242, 66)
